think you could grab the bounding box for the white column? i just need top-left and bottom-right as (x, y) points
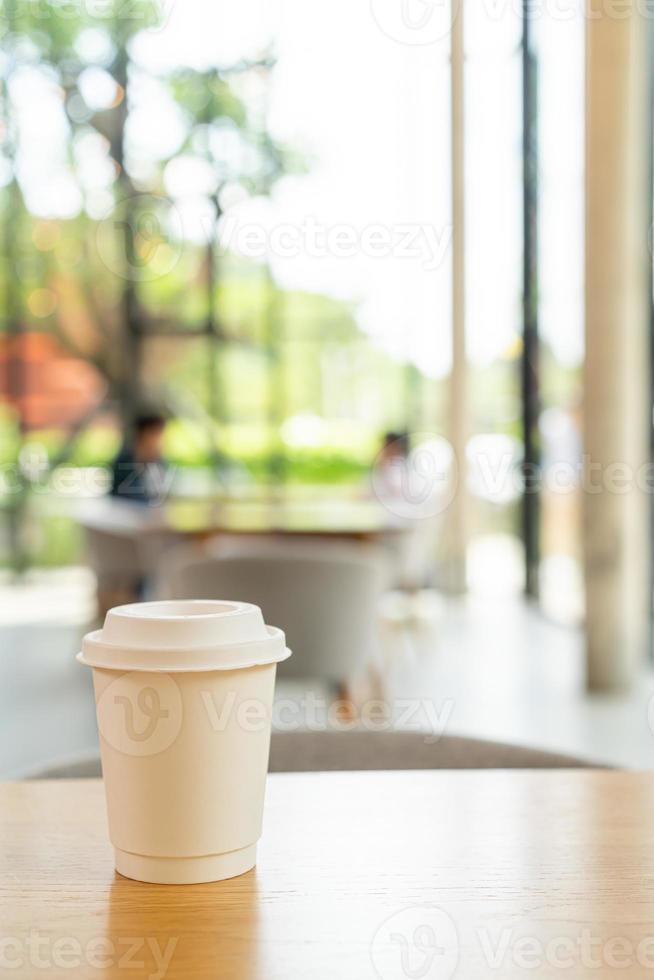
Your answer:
(584, 0), (651, 690)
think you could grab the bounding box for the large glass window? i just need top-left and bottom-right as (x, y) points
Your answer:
(465, 3), (524, 596)
(537, 9), (585, 623)
(0, 0), (585, 606)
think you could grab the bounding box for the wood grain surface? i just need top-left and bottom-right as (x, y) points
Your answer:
(1, 771), (653, 978)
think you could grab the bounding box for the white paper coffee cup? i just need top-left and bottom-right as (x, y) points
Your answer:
(78, 600), (291, 884)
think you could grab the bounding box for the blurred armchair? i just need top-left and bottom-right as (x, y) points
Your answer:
(78, 498), (180, 617)
(155, 540), (388, 688)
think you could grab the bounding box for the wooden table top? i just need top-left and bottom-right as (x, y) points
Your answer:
(76, 496), (404, 540)
(164, 498), (403, 538)
(2, 771), (653, 979)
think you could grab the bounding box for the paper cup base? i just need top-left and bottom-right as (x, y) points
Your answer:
(114, 843), (257, 885)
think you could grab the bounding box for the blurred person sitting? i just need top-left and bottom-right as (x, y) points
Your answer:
(373, 431), (449, 607)
(110, 412), (168, 505)
(375, 431), (410, 501)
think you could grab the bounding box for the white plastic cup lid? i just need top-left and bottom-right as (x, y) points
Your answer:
(78, 600), (291, 673)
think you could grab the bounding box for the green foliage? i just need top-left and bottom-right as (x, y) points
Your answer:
(0, 2), (434, 570)
(171, 71), (246, 128)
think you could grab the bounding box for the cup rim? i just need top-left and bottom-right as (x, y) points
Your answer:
(79, 600), (291, 672)
(108, 599), (249, 621)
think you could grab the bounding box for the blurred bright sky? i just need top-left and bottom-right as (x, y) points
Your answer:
(8, 0), (584, 377)
(139, 0), (584, 375)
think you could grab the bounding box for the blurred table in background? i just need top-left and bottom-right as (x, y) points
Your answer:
(163, 496), (403, 541)
(74, 496), (406, 614)
(76, 495), (404, 543)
